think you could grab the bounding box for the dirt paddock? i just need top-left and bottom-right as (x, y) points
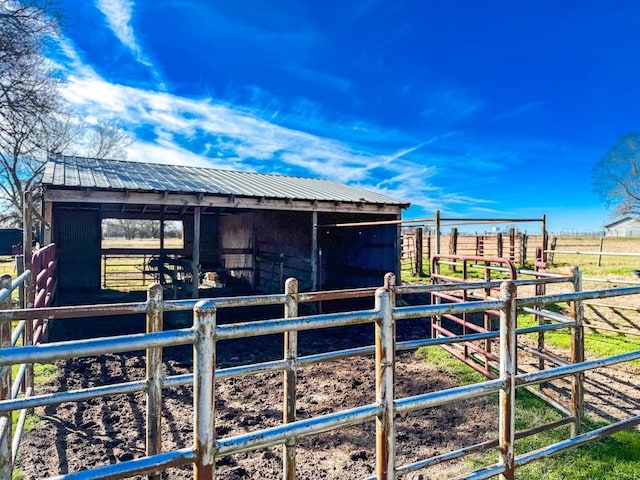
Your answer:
(16, 350), (498, 480)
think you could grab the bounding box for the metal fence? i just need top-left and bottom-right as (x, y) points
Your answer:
(0, 271), (639, 479)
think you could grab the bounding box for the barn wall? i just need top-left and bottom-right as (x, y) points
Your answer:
(53, 206), (101, 292)
(218, 212), (255, 288)
(198, 214), (221, 269)
(254, 210), (312, 292)
(318, 212), (399, 289)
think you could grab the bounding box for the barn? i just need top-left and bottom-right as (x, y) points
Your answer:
(39, 154), (409, 300)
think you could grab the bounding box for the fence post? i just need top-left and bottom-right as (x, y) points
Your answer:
(0, 275), (13, 478)
(415, 227), (424, 277)
(499, 280), (517, 480)
(597, 237), (604, 267)
(194, 300), (217, 480)
(570, 267), (584, 436)
(497, 233), (503, 258)
(508, 228), (516, 263)
(426, 230), (432, 276)
(434, 210), (441, 259)
(146, 283), (164, 480)
(450, 228), (458, 272)
(375, 274), (395, 480)
(283, 278), (298, 480)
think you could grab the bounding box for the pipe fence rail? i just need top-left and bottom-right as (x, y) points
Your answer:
(0, 270), (638, 479)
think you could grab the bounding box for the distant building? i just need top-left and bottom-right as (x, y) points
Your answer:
(603, 217), (640, 237)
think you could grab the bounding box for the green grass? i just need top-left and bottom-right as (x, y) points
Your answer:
(418, 346), (640, 479)
(518, 311), (640, 369)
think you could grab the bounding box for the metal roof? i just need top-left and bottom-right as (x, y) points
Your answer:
(42, 155), (409, 207)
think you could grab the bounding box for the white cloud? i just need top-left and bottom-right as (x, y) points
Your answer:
(95, 0), (152, 67)
(56, 40), (512, 218)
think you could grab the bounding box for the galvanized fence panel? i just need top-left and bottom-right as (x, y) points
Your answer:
(0, 274), (638, 479)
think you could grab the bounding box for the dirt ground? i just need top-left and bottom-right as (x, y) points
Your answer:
(16, 349), (498, 480)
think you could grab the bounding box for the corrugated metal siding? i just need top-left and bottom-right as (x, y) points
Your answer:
(42, 155), (409, 207)
(54, 209), (101, 291)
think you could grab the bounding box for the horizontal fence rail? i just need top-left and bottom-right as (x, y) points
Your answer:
(0, 271), (638, 479)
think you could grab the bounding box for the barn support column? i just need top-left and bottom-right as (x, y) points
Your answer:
(42, 199), (53, 245)
(192, 207), (201, 298)
(311, 211), (318, 291)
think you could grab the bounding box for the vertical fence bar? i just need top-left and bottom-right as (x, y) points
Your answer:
(283, 278), (299, 480)
(194, 300), (217, 480)
(0, 275), (13, 478)
(570, 267), (584, 436)
(375, 274), (395, 479)
(146, 283), (164, 480)
(15, 256), (24, 308)
(499, 281), (517, 480)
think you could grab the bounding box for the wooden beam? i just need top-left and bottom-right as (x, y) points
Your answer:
(43, 189), (406, 215)
(311, 211), (318, 291)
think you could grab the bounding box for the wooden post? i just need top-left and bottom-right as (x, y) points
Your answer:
(146, 283), (164, 480)
(283, 278), (298, 480)
(597, 237), (604, 267)
(508, 228), (516, 263)
(415, 227), (424, 277)
(434, 210), (441, 257)
(375, 275), (395, 480)
(425, 230), (432, 277)
(541, 214), (547, 263)
(497, 233), (503, 258)
(499, 281), (517, 480)
(450, 228), (458, 272)
(0, 275), (13, 478)
(521, 234), (528, 267)
(547, 237), (557, 265)
(23, 191), (34, 309)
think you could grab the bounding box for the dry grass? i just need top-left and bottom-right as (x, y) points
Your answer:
(101, 237), (184, 249)
(0, 256), (15, 277)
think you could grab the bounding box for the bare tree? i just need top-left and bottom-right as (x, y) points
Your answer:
(0, 0), (59, 225)
(0, 1), (132, 226)
(593, 132), (640, 218)
(85, 119), (133, 160)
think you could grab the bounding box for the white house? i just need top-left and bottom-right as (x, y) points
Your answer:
(603, 217), (640, 237)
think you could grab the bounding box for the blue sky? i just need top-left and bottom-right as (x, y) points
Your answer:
(50, 1), (640, 233)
